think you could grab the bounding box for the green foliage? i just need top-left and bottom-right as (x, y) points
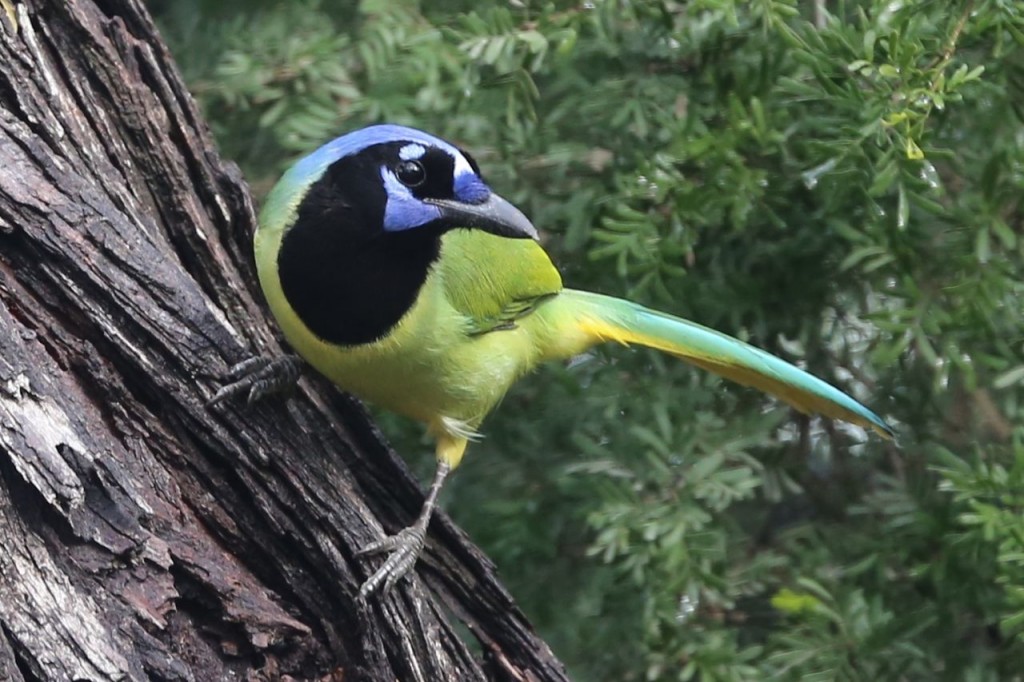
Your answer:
(156, 0), (1024, 679)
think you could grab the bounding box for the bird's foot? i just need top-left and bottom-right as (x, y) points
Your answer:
(356, 525), (426, 599)
(208, 354), (303, 406)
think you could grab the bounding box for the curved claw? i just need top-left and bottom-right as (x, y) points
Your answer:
(357, 526), (426, 599)
(208, 354), (303, 406)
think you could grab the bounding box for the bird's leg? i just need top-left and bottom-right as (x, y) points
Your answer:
(357, 460), (451, 599)
(208, 354), (303, 406)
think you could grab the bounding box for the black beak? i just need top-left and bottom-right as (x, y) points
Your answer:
(425, 193), (539, 240)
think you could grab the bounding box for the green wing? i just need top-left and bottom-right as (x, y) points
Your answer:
(438, 230), (562, 336)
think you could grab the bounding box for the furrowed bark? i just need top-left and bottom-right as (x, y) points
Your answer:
(0, 2), (569, 680)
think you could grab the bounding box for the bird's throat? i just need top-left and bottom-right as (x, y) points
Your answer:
(277, 219), (440, 346)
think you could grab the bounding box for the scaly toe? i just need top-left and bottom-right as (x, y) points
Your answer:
(357, 526), (426, 599)
(208, 354), (302, 406)
(356, 533), (403, 557)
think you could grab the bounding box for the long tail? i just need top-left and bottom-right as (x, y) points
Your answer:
(548, 289), (893, 439)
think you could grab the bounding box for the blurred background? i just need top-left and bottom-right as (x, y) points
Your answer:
(150, 1), (1024, 679)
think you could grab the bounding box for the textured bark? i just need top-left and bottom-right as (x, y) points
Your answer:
(0, 1), (569, 680)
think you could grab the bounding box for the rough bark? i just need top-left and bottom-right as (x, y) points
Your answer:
(0, 1), (570, 680)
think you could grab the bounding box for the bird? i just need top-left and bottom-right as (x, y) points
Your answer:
(214, 124), (893, 599)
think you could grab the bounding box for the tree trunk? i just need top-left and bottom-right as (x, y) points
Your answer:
(0, 2), (569, 680)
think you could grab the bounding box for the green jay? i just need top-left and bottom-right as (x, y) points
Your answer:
(215, 124), (893, 598)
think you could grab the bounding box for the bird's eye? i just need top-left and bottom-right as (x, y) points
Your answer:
(396, 160), (426, 188)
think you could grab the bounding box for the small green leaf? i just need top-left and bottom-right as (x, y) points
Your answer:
(905, 138), (924, 160)
(772, 588), (824, 615)
(897, 182), (910, 229)
(994, 366), (1024, 390)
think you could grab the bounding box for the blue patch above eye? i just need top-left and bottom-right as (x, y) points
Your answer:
(399, 143), (427, 160)
(454, 173), (490, 204)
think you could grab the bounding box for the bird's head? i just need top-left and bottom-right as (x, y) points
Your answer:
(261, 124), (537, 242)
(258, 125), (539, 347)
